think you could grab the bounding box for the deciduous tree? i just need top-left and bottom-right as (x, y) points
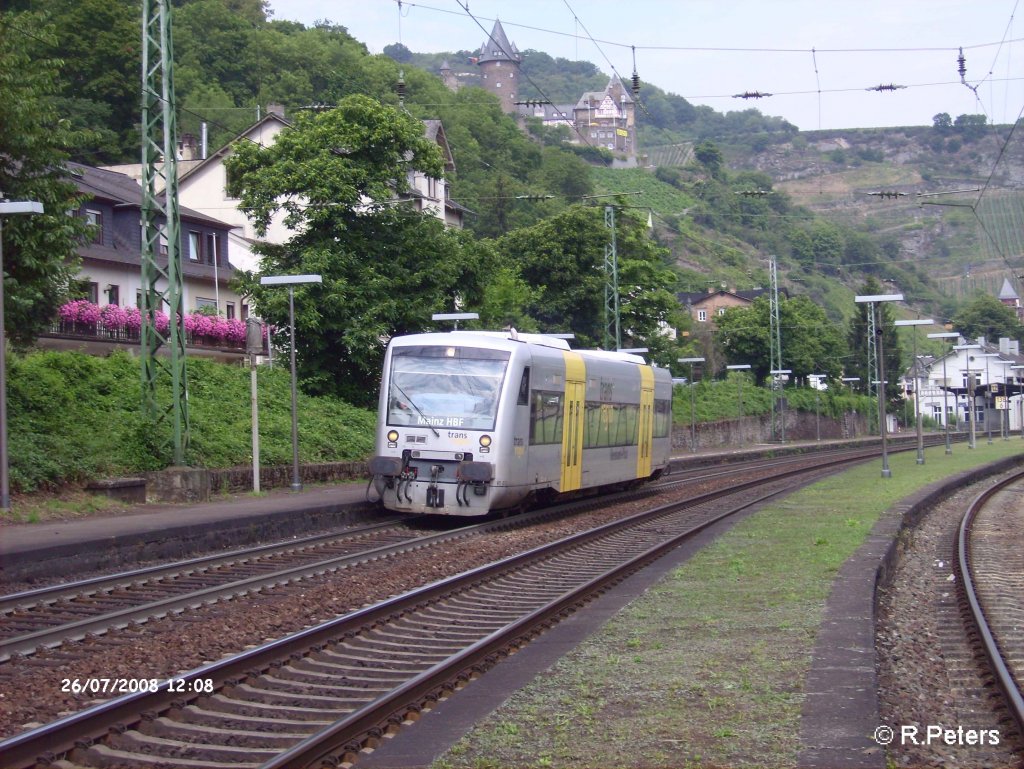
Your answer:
(226, 95), (493, 404)
(716, 295), (846, 385)
(0, 10), (89, 345)
(952, 293), (1023, 343)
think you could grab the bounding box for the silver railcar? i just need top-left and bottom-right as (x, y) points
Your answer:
(368, 330), (672, 516)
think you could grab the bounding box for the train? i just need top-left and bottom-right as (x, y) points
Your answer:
(368, 330), (673, 516)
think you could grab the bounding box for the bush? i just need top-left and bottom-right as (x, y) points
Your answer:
(6, 350), (376, 492)
(673, 378), (875, 425)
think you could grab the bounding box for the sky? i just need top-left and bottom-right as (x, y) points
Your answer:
(266, 0), (1024, 131)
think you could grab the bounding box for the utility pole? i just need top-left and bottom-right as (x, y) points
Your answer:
(140, 0), (188, 464)
(767, 255), (782, 440)
(604, 206), (621, 351)
(865, 303), (878, 434)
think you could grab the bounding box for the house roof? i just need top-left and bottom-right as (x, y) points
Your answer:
(575, 75), (635, 111)
(517, 103), (575, 122)
(177, 112), (291, 186)
(998, 277), (1019, 301)
(69, 162), (230, 227)
(476, 19), (521, 64)
(421, 119), (456, 173)
(677, 288), (772, 305)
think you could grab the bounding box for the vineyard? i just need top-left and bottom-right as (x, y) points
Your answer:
(976, 191), (1024, 266)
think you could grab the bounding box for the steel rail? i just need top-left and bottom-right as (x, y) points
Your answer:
(0, 519), (406, 612)
(0, 446), (870, 662)
(956, 470), (1024, 733)
(0, 449), (863, 769)
(264, 469), (823, 769)
(0, 519), (493, 663)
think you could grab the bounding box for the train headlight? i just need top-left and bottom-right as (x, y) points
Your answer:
(479, 434), (492, 453)
(387, 430), (399, 447)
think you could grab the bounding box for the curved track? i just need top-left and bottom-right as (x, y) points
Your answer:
(956, 470), (1024, 735)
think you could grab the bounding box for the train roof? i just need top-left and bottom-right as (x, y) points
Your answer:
(388, 330), (654, 366)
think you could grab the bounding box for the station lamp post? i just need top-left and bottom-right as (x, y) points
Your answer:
(840, 377), (861, 436)
(678, 357), (705, 452)
(260, 274), (322, 491)
(894, 319), (933, 465)
(954, 343), (981, 450)
(0, 200), (44, 511)
(927, 331), (960, 455)
(978, 352), (1002, 444)
(770, 369), (791, 443)
(810, 374), (827, 441)
(726, 364), (751, 446)
(432, 312), (479, 329)
(855, 293), (903, 478)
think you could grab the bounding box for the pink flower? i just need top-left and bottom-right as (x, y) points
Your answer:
(100, 304), (129, 329)
(124, 307), (142, 330)
(224, 319), (246, 343)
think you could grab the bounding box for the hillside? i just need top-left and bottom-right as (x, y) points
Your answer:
(10, 1), (1024, 336)
(722, 125), (1024, 303)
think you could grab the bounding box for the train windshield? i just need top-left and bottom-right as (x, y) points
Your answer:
(387, 346), (511, 431)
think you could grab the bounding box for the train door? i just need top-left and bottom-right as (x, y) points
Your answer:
(636, 366), (655, 478)
(560, 352), (586, 491)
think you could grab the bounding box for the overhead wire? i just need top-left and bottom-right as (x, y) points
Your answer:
(380, 1), (1020, 55)
(558, 0), (653, 120)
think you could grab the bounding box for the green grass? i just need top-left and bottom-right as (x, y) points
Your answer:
(434, 440), (1024, 768)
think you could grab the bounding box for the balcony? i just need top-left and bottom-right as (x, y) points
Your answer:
(38, 301), (262, 362)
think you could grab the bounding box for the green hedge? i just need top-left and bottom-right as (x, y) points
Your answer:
(672, 375), (876, 424)
(7, 350), (376, 492)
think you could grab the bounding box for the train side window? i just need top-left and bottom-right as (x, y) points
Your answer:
(518, 368), (530, 405)
(653, 399), (671, 438)
(530, 390), (563, 444)
(583, 401), (640, 448)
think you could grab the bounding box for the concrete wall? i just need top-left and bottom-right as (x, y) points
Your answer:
(671, 410), (870, 451)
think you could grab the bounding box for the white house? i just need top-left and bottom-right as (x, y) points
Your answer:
(175, 109), (292, 272)
(908, 336), (1024, 436)
(103, 107), (467, 275)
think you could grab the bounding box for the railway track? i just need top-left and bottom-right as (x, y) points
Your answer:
(0, 508), (599, 665)
(0, 449), (878, 768)
(956, 470), (1024, 736)
(0, 443), (896, 666)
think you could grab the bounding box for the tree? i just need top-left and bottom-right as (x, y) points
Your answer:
(496, 204), (686, 365)
(952, 293), (1023, 343)
(693, 140), (724, 180)
(226, 95), (494, 405)
(715, 295), (845, 385)
(22, 0), (140, 163)
(953, 113), (987, 142)
(0, 10), (89, 346)
(932, 112), (953, 134)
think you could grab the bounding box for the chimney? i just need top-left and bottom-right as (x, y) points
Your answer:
(267, 103), (286, 119)
(178, 133), (197, 160)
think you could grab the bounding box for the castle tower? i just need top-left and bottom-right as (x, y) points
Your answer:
(439, 59), (460, 92)
(998, 277), (1023, 321)
(476, 19), (521, 113)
